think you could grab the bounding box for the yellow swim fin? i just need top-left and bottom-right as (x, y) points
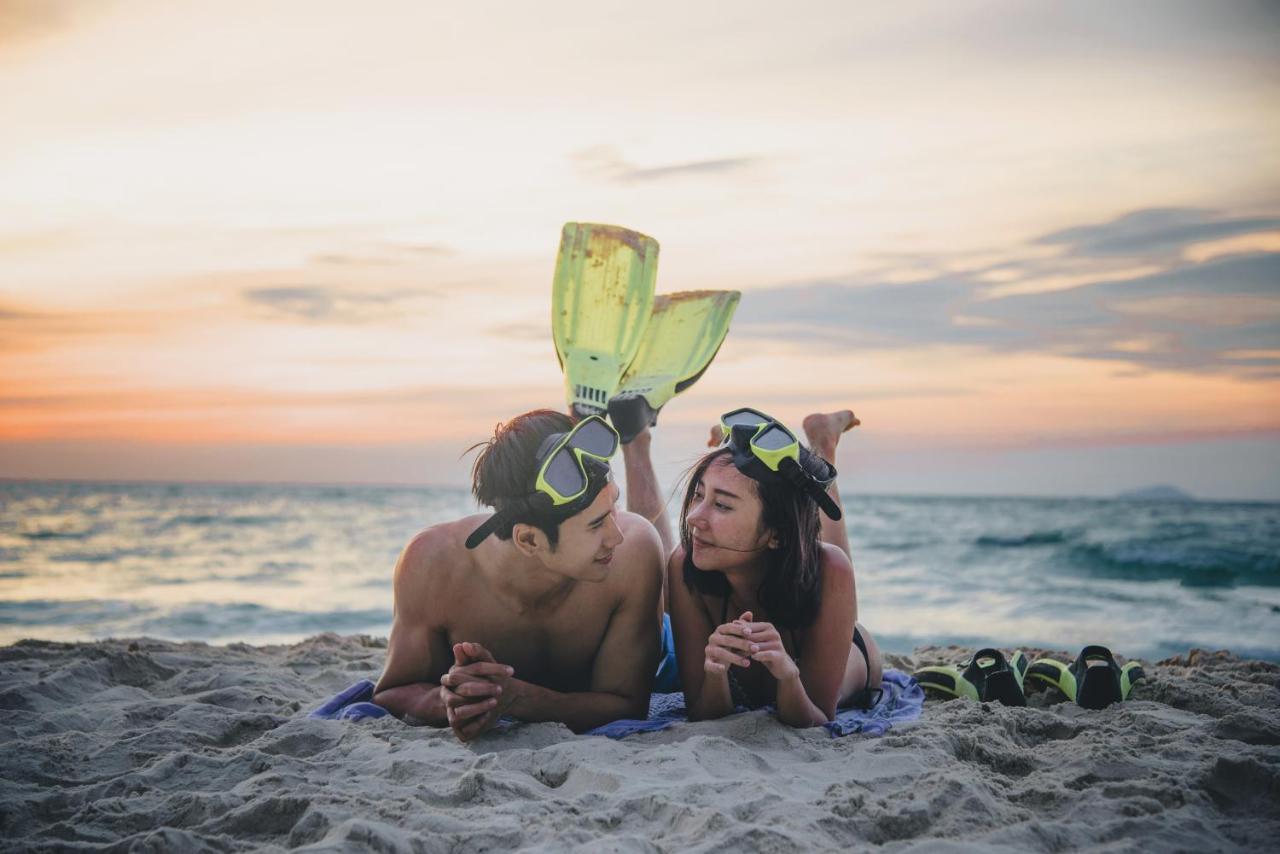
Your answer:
(551, 223), (659, 418)
(608, 289), (741, 443)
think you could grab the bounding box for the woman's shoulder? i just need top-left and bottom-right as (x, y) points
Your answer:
(816, 542), (854, 586)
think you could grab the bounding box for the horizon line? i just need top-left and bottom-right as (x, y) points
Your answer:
(3, 475), (1275, 506)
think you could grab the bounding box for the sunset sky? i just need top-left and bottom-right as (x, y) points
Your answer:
(2, 0), (1278, 499)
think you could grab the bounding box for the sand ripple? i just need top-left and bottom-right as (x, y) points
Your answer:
(1, 635), (1277, 852)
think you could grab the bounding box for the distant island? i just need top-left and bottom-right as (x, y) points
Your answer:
(1116, 485), (1196, 501)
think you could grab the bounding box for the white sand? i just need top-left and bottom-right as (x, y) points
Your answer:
(2, 634), (1277, 852)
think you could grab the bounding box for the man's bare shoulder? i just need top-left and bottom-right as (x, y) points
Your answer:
(394, 516), (485, 603)
(617, 509), (661, 545)
(605, 511), (664, 594)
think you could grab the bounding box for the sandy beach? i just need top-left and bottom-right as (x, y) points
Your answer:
(1, 633), (1276, 852)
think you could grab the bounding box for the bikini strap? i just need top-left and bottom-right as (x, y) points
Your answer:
(853, 626), (870, 668)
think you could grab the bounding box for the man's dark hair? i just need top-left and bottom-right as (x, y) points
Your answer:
(469, 409), (575, 547)
(678, 448), (824, 629)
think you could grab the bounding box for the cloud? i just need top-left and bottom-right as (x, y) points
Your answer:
(734, 208), (1280, 378)
(1035, 208), (1280, 259)
(311, 242), (455, 267)
(392, 242), (454, 257)
(240, 285), (438, 323)
(0, 0), (77, 44)
(311, 254), (397, 267)
(736, 276), (1010, 349)
(0, 303), (158, 352)
(0, 383), (540, 413)
(0, 0), (123, 57)
(571, 145), (758, 183)
(975, 253), (1280, 373)
(485, 321), (546, 341)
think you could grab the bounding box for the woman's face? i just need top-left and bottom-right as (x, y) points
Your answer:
(684, 456), (775, 571)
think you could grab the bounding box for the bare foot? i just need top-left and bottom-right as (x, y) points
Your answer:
(802, 410), (859, 456)
(707, 425), (724, 448)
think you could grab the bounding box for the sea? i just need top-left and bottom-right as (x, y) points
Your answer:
(2, 480), (1277, 661)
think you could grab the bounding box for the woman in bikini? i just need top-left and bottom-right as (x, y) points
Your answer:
(663, 408), (882, 727)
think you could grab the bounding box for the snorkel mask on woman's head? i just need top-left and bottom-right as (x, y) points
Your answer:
(719, 407), (842, 520)
(466, 415), (620, 548)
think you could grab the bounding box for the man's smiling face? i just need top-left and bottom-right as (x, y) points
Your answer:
(540, 480), (624, 582)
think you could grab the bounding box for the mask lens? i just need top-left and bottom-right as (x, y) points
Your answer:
(569, 418), (618, 458)
(754, 424), (795, 451)
(722, 409), (769, 428)
(542, 448), (587, 497)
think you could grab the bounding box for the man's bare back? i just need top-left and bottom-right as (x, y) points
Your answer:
(373, 481), (663, 740)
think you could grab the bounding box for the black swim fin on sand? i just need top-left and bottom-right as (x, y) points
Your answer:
(913, 648), (1029, 706)
(1025, 645), (1145, 710)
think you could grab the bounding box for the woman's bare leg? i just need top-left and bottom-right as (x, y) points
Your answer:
(620, 427), (675, 559)
(802, 410), (859, 561)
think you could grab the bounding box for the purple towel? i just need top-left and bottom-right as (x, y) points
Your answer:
(307, 669), (924, 737)
(585, 669), (923, 739)
(307, 679), (388, 721)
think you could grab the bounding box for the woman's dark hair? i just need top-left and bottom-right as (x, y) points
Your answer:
(469, 409), (577, 548)
(679, 447), (826, 629)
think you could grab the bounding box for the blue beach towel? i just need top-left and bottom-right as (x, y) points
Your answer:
(586, 668), (923, 739)
(310, 614), (681, 722)
(307, 679), (388, 721)
(309, 669), (924, 738)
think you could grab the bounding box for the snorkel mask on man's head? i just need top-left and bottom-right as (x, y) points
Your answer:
(466, 415), (620, 548)
(719, 408), (842, 521)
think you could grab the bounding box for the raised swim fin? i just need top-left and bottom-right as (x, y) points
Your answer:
(913, 649), (1028, 706)
(1026, 645), (1145, 709)
(607, 290), (741, 443)
(552, 223), (659, 418)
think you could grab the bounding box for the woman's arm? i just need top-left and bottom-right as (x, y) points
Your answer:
(666, 548), (737, 720)
(750, 545), (856, 725)
(796, 545), (857, 720)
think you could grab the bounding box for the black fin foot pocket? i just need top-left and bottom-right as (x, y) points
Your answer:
(608, 395), (658, 444)
(963, 648), (1028, 707)
(1074, 645), (1126, 710)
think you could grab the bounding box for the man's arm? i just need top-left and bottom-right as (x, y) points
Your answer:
(503, 517), (664, 733)
(371, 535), (453, 726)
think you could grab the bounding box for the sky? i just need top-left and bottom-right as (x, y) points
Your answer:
(1, 0), (1278, 500)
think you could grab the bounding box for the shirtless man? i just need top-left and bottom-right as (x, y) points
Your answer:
(372, 409), (664, 741)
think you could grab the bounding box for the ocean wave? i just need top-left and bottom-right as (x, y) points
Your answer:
(1069, 541), (1280, 588)
(20, 529), (96, 541)
(159, 514), (288, 530)
(976, 530), (1073, 548)
(49, 546), (181, 564)
(864, 540), (929, 552)
(0, 599), (152, 626)
(48, 552), (119, 564)
(136, 603), (391, 639)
